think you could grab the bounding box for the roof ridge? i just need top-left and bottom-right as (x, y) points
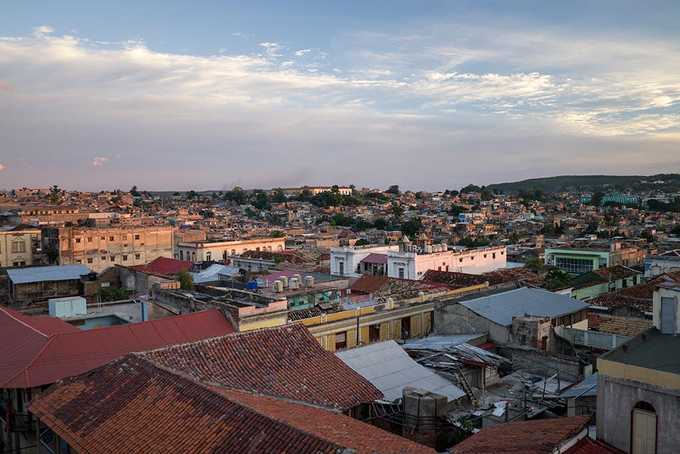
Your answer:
(0, 306), (50, 338)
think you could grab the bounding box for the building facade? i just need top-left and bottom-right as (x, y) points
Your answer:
(0, 227), (41, 267)
(597, 283), (680, 454)
(176, 237), (286, 263)
(331, 244), (507, 279)
(545, 243), (644, 275)
(43, 225), (174, 273)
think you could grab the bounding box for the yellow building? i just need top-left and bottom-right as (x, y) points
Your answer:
(0, 227), (41, 267)
(177, 237), (286, 263)
(43, 225), (174, 273)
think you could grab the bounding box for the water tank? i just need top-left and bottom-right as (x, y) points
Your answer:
(293, 273), (302, 282)
(304, 275), (315, 288)
(290, 277), (300, 289)
(272, 280), (283, 292)
(280, 276), (289, 288)
(48, 296), (87, 318)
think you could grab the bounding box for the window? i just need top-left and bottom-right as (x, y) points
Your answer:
(134, 234), (140, 240)
(87, 258), (93, 264)
(101, 236), (106, 240)
(75, 238), (81, 243)
(555, 257), (594, 274)
(369, 324), (381, 343)
(109, 236), (115, 241)
(135, 253), (141, 260)
(335, 332), (347, 350)
(110, 256), (115, 262)
(87, 237), (93, 242)
(398, 267), (405, 279)
(11, 240), (26, 253)
(179, 251), (183, 260)
(493, 253), (496, 259)
(206, 252), (212, 261)
(122, 255), (128, 261)
(339, 261), (345, 275)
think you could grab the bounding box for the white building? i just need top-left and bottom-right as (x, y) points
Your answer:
(644, 250), (680, 278)
(330, 243), (507, 279)
(177, 237), (285, 263)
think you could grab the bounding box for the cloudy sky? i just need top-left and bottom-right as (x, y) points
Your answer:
(1, 1), (679, 191)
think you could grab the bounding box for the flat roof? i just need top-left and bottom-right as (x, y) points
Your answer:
(600, 328), (680, 376)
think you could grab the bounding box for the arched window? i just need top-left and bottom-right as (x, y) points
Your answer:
(631, 401), (656, 454)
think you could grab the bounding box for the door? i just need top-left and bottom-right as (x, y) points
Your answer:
(632, 407), (657, 454)
(660, 297), (677, 334)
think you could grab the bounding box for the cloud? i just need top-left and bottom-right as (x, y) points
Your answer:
(294, 49), (311, 57)
(92, 156), (110, 167)
(0, 26), (678, 191)
(0, 163), (5, 172)
(33, 25), (54, 36)
(259, 42), (282, 57)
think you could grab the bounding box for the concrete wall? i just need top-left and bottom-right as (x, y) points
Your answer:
(434, 302), (510, 344)
(598, 374), (680, 454)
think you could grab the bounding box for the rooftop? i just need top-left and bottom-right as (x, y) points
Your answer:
(140, 323), (383, 410)
(6, 264), (92, 285)
(599, 327), (680, 376)
(0, 307), (234, 388)
(336, 341), (466, 402)
(30, 354), (432, 454)
(458, 287), (589, 327)
(450, 416), (590, 454)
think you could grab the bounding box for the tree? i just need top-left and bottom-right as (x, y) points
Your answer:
(252, 191), (270, 210)
(672, 225), (680, 236)
(391, 203), (404, 218)
(355, 239), (370, 246)
(130, 185), (140, 197)
(48, 185), (62, 204)
(270, 230), (285, 238)
(187, 190), (197, 199)
(373, 218), (388, 230)
(271, 188), (286, 203)
(401, 218), (422, 238)
(460, 184), (481, 194)
(385, 185), (400, 195)
(178, 271), (193, 290)
(525, 257), (545, 272)
(591, 191), (604, 207)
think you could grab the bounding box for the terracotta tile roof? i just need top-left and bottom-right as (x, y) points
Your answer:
(589, 272), (680, 313)
(140, 323), (383, 410)
(564, 437), (625, 454)
(351, 275), (390, 294)
(451, 416), (591, 454)
(423, 268), (541, 289)
(30, 355), (431, 454)
(590, 314), (652, 337)
(360, 252), (389, 265)
(0, 308), (234, 388)
(131, 256), (192, 276)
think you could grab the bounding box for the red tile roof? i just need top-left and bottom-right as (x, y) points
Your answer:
(141, 323), (383, 410)
(30, 354), (432, 454)
(360, 252), (388, 265)
(351, 274), (390, 294)
(451, 416), (591, 454)
(0, 308), (234, 388)
(131, 256), (192, 276)
(565, 437), (625, 454)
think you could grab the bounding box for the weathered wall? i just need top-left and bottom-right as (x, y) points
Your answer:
(598, 375), (680, 454)
(434, 302), (509, 343)
(498, 345), (582, 382)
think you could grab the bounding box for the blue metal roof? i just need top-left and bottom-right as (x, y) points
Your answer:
(459, 287), (589, 326)
(7, 265), (92, 285)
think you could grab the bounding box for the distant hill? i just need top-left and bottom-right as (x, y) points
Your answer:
(486, 174), (680, 194)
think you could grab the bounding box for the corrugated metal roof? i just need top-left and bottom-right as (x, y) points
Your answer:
(7, 264), (92, 284)
(459, 287), (589, 326)
(403, 334), (486, 350)
(191, 264), (238, 283)
(560, 373), (598, 398)
(336, 341), (466, 402)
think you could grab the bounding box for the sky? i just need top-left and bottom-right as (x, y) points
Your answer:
(1, 0), (680, 191)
